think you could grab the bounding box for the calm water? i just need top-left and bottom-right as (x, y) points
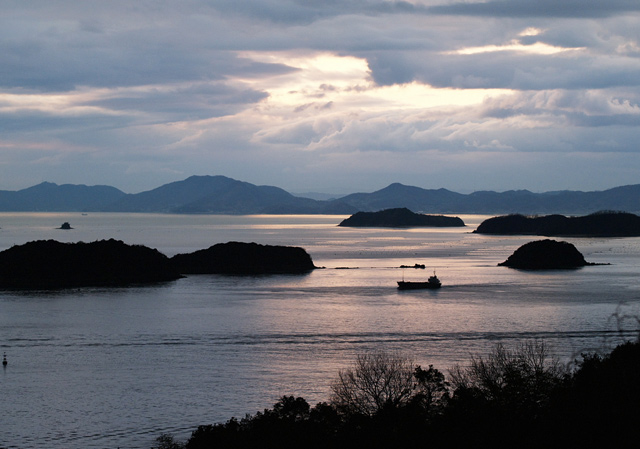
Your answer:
(1, 213), (639, 449)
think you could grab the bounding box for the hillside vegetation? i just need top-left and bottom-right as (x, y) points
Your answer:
(0, 240), (316, 289)
(498, 239), (593, 269)
(0, 239), (181, 289)
(475, 211), (640, 237)
(338, 208), (465, 228)
(157, 338), (640, 449)
(169, 242), (316, 274)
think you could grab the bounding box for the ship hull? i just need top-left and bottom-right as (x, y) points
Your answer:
(397, 281), (441, 290)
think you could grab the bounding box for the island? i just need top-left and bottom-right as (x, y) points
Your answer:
(169, 241), (317, 274)
(338, 208), (465, 228)
(0, 239), (182, 289)
(58, 222), (72, 230)
(474, 211), (640, 237)
(498, 239), (595, 269)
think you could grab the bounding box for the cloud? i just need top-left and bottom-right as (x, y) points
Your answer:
(428, 0), (640, 19)
(0, 1), (639, 194)
(207, 0), (428, 25)
(83, 82), (269, 122)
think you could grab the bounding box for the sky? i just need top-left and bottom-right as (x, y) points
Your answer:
(1, 1), (640, 195)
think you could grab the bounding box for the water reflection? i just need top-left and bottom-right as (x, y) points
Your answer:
(0, 213), (639, 448)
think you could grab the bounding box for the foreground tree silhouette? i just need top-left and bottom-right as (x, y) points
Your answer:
(329, 351), (416, 416)
(444, 340), (568, 448)
(178, 338), (639, 449)
(449, 340), (566, 407)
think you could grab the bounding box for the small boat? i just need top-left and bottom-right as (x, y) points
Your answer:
(397, 271), (442, 290)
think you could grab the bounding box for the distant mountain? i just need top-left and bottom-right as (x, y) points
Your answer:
(102, 175), (356, 214)
(1, 176), (639, 215)
(338, 183), (466, 213)
(0, 182), (125, 212)
(338, 183), (640, 215)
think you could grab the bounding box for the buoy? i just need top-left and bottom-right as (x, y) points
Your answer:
(2, 353), (7, 366)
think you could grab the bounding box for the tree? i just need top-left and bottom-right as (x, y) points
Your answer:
(448, 340), (566, 414)
(330, 351), (416, 416)
(152, 433), (184, 449)
(412, 364), (450, 414)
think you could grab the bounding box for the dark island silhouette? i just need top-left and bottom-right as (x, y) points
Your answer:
(498, 239), (595, 269)
(58, 222), (72, 230)
(170, 241), (316, 275)
(475, 211), (640, 237)
(0, 239), (182, 289)
(338, 208), (465, 228)
(0, 240), (317, 289)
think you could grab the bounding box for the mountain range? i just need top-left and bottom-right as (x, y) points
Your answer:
(1, 175), (639, 215)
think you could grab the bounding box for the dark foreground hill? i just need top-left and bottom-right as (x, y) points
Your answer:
(498, 239), (594, 269)
(0, 239), (182, 289)
(170, 242), (316, 275)
(338, 208), (465, 227)
(475, 211), (640, 237)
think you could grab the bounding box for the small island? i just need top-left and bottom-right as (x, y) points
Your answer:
(0, 239), (182, 289)
(498, 239), (595, 269)
(169, 241), (317, 275)
(475, 211), (640, 237)
(58, 222), (72, 230)
(338, 208), (465, 228)
(0, 240), (317, 289)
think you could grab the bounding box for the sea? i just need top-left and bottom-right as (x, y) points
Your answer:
(1, 213), (639, 449)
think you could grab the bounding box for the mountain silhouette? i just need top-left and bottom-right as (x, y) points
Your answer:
(0, 182), (125, 212)
(0, 176), (639, 215)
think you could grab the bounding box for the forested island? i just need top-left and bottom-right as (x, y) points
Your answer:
(169, 241), (316, 274)
(474, 211), (640, 236)
(0, 239), (182, 289)
(0, 240), (316, 289)
(498, 239), (595, 269)
(338, 208), (465, 228)
(155, 338), (640, 449)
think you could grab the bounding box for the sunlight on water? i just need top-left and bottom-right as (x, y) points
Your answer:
(1, 213), (639, 448)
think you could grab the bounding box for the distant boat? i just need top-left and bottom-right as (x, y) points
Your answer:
(397, 271), (442, 290)
(2, 353), (7, 366)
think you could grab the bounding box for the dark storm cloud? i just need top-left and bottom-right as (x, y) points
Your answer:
(85, 83), (269, 120)
(207, 0), (427, 25)
(0, 110), (133, 134)
(429, 0), (640, 18)
(367, 51), (640, 90)
(0, 31), (295, 92)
